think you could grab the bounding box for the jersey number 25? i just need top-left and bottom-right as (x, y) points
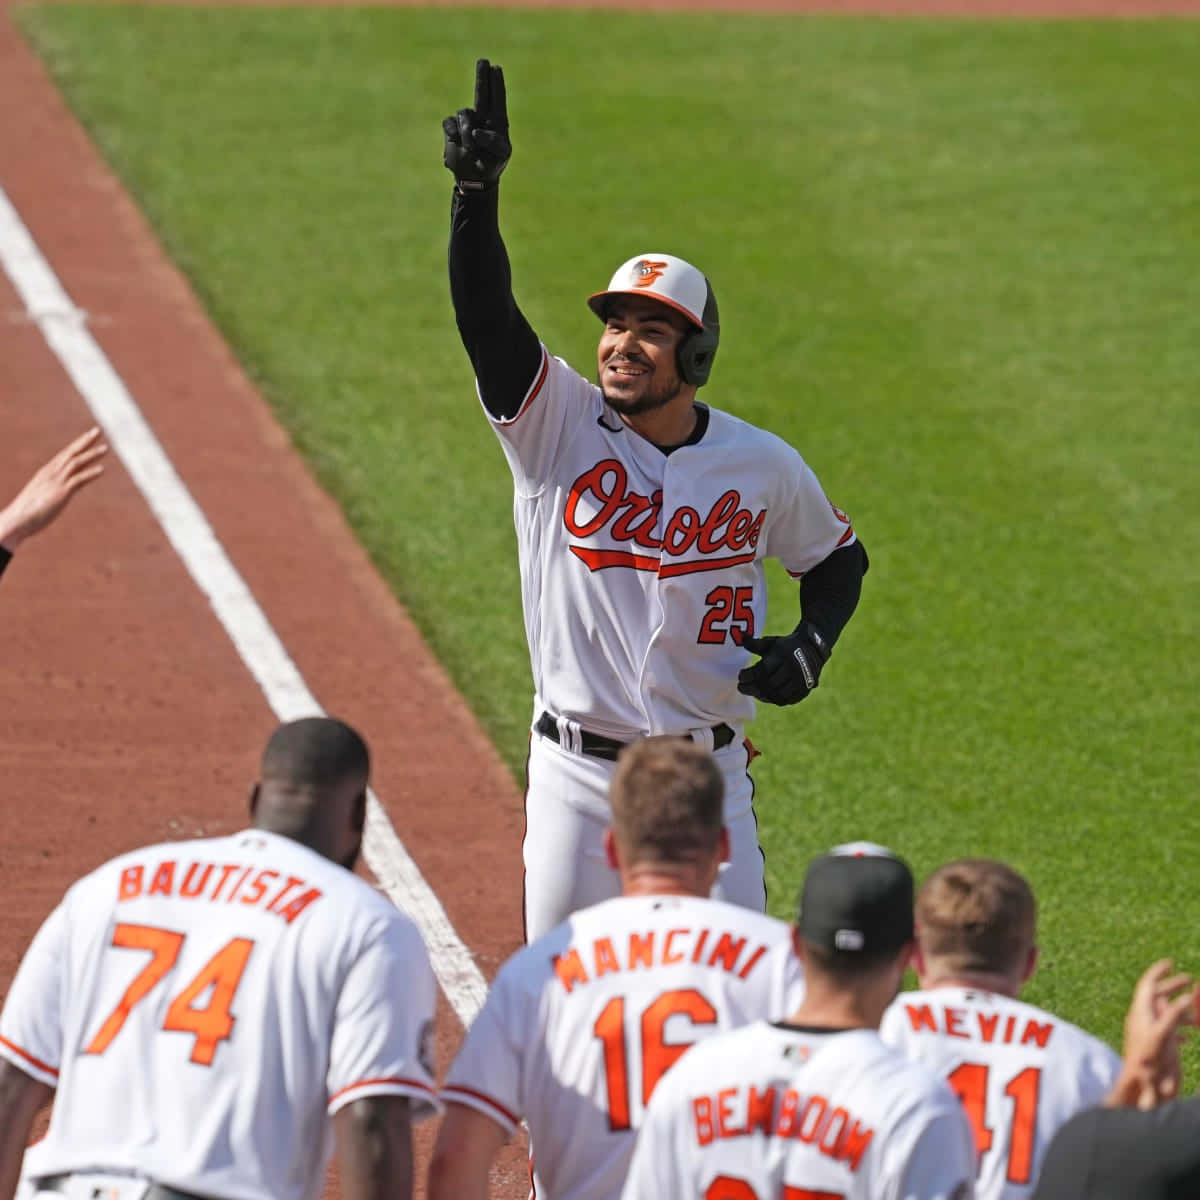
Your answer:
(698, 586), (754, 647)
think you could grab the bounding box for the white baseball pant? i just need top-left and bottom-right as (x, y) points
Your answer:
(522, 727), (767, 942)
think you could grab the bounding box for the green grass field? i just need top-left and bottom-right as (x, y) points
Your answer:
(15, 4), (1200, 1056)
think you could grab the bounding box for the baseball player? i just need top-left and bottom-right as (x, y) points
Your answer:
(0, 428), (107, 586)
(878, 858), (1132, 1198)
(427, 737), (807, 1200)
(622, 846), (978, 1200)
(443, 59), (870, 940)
(0, 718), (439, 1200)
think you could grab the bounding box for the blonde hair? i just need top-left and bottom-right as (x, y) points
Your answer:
(609, 736), (724, 863)
(916, 859), (1035, 977)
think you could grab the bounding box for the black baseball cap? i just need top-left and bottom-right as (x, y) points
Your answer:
(797, 842), (915, 956)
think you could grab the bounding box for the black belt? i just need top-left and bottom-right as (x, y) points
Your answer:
(534, 712), (735, 761)
(33, 1178), (212, 1200)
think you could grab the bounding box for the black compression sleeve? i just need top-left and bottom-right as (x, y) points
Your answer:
(799, 540), (869, 646)
(0, 546), (10, 581)
(448, 186), (543, 419)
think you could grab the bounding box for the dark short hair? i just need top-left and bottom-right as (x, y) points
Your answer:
(916, 858), (1036, 976)
(609, 736), (723, 863)
(802, 939), (907, 981)
(260, 717), (369, 791)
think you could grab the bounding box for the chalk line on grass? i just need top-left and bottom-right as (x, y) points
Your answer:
(0, 182), (488, 1026)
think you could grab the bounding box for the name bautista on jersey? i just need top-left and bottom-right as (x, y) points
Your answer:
(552, 926), (771, 993)
(116, 858), (323, 924)
(691, 1083), (873, 1173)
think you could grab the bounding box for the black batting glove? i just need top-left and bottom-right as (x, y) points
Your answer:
(443, 59), (511, 192)
(736, 621), (831, 707)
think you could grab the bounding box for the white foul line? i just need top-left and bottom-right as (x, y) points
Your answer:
(0, 184), (489, 1027)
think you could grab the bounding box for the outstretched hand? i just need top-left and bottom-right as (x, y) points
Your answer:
(1106, 959), (1197, 1110)
(0, 427), (108, 551)
(443, 58), (511, 191)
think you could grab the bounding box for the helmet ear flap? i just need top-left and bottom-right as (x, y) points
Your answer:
(677, 282), (720, 387)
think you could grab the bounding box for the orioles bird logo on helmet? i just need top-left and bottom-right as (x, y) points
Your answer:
(632, 259), (669, 288)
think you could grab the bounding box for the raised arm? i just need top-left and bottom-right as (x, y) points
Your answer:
(444, 59), (542, 419)
(0, 427), (108, 581)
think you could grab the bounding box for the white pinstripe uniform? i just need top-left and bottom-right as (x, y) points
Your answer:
(0, 830), (439, 1200)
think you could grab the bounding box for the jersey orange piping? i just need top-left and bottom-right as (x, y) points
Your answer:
(441, 1083), (520, 1128)
(327, 1074), (437, 1106)
(504, 348), (551, 425)
(786, 528), (855, 578)
(0, 1033), (59, 1079)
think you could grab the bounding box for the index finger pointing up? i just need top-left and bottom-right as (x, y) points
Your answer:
(474, 58), (491, 112)
(473, 57), (506, 120)
(489, 62), (507, 122)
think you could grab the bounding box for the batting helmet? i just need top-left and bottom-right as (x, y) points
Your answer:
(587, 254), (720, 387)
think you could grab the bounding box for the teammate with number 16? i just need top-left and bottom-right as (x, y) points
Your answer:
(444, 59), (869, 940)
(428, 737), (806, 1200)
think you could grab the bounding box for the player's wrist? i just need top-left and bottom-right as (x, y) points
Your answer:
(454, 179), (498, 196)
(795, 620), (831, 665)
(0, 512), (23, 551)
(1104, 1064), (1150, 1108)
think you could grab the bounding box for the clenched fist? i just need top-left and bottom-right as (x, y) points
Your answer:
(736, 621), (831, 707)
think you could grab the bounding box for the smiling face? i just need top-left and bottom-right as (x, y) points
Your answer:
(596, 295), (696, 417)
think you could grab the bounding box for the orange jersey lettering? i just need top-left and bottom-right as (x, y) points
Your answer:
(115, 857), (321, 923)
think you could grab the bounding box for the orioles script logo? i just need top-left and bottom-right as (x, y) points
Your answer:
(564, 459), (764, 576)
(632, 259), (669, 288)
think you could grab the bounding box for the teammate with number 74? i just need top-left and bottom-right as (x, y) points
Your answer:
(0, 719), (440, 1200)
(444, 59), (869, 941)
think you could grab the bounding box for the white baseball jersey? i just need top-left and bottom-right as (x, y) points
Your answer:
(486, 348), (856, 736)
(623, 1022), (977, 1200)
(880, 987), (1121, 1199)
(442, 894), (805, 1200)
(0, 830), (439, 1200)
